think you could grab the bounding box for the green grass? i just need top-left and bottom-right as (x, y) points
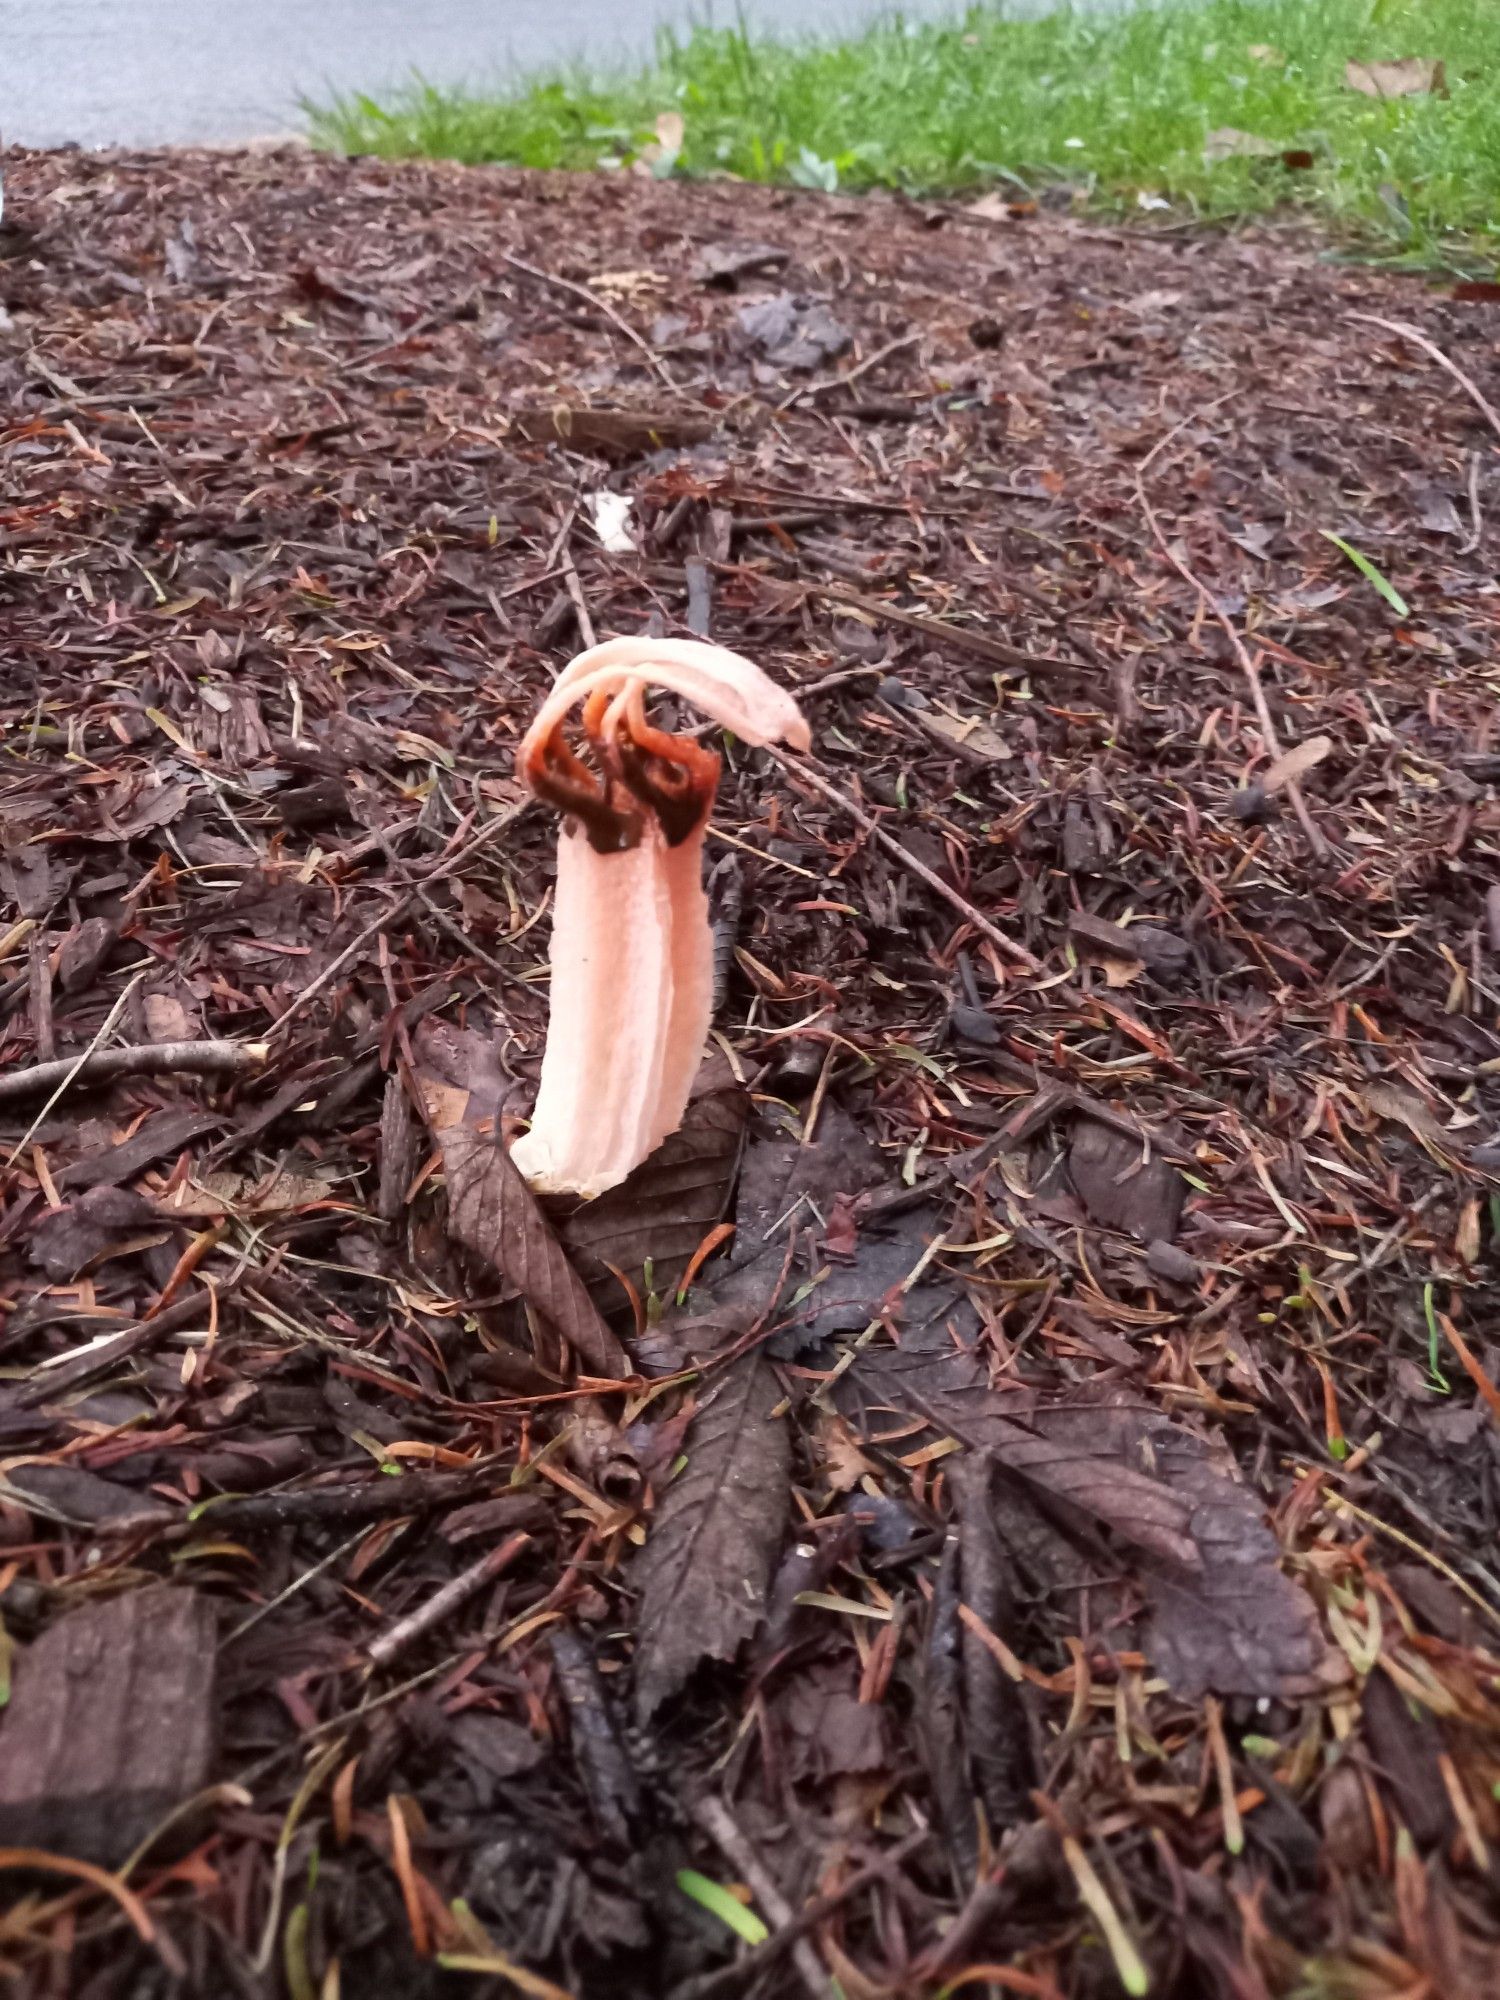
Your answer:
(308, 0), (1500, 265)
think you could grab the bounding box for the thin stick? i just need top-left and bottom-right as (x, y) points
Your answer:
(559, 539), (598, 650)
(777, 331), (922, 413)
(810, 579), (1074, 676)
(269, 802), (532, 1039)
(269, 893), (416, 1039)
(501, 251), (676, 391)
(19, 1286), (229, 1409)
(0, 1038), (266, 1113)
(690, 1796), (831, 2000)
(673, 1830), (929, 2000)
(792, 663), (886, 700)
(366, 1532), (531, 1670)
(1349, 311), (1500, 447)
(1460, 449), (1485, 558)
(1134, 475), (1329, 860)
(783, 756), (1043, 974)
(226, 1529), (368, 1643)
(369, 823), (519, 984)
(3, 968), (145, 1163)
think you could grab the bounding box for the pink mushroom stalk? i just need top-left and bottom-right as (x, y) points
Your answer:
(512, 638), (809, 1197)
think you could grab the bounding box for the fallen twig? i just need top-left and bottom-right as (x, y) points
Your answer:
(366, 1531), (531, 1670)
(18, 1286), (232, 1408)
(808, 579), (1077, 676)
(193, 1469), (544, 1537)
(1350, 311), (1500, 448)
(1134, 470), (1329, 861)
(502, 250), (676, 392)
(777, 330), (922, 413)
(269, 802), (533, 1039)
(690, 1795), (831, 2000)
(784, 756), (1043, 974)
(3, 966), (145, 1164)
(268, 894), (417, 1039)
(368, 822), (520, 985)
(1461, 449), (1485, 557)
(0, 1035), (267, 1107)
(673, 1830), (929, 2000)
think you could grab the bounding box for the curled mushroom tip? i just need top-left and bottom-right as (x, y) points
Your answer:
(511, 639), (809, 1197)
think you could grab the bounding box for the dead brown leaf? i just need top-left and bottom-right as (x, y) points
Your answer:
(1361, 1079), (1452, 1151)
(1344, 57), (1445, 100)
(849, 1330), (1332, 1698)
(551, 1077), (748, 1307)
(80, 779), (192, 841)
(1261, 734), (1333, 795)
(2, 845), (59, 918)
(815, 1412), (878, 1494)
(632, 1350), (791, 1717)
(170, 1166), (337, 1216)
(920, 707), (1013, 763)
(1068, 1118), (1186, 1243)
(965, 190), (1039, 223)
(57, 917), (118, 994)
(441, 1125), (628, 1381)
(27, 1187), (172, 1281)
(143, 992), (195, 1042)
(1203, 127), (1281, 164)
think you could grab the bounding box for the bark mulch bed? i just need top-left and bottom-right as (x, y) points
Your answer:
(2, 145), (1500, 1998)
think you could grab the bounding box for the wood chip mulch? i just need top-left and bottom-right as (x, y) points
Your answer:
(2, 144), (1499, 1998)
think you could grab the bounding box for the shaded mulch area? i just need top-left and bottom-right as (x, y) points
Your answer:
(3, 145), (1500, 1997)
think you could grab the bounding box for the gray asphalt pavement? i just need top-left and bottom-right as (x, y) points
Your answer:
(4, 0), (982, 149)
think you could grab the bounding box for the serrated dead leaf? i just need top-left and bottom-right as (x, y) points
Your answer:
(550, 1078), (748, 1308)
(440, 1125), (627, 1380)
(632, 1350), (790, 1717)
(847, 1328), (1335, 1698)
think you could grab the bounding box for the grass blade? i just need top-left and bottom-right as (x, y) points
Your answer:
(1319, 530), (1410, 615)
(676, 1869), (770, 1945)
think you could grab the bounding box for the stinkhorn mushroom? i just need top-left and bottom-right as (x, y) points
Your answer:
(512, 637), (809, 1198)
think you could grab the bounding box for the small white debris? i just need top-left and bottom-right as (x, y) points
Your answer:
(589, 491), (637, 554)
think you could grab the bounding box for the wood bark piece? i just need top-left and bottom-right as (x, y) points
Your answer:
(18, 1285), (226, 1408)
(56, 1109), (223, 1191)
(0, 1586), (217, 1865)
(511, 405), (713, 457)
